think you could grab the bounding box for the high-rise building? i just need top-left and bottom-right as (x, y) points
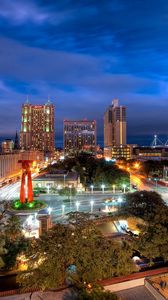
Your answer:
(104, 99), (126, 147)
(20, 100), (55, 156)
(64, 120), (96, 154)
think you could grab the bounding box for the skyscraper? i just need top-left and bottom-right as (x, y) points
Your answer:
(104, 99), (126, 147)
(20, 99), (55, 156)
(64, 120), (96, 154)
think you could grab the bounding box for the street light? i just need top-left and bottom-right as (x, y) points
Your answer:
(118, 197), (122, 203)
(34, 213), (37, 222)
(134, 162), (140, 169)
(76, 201), (80, 212)
(90, 200), (94, 213)
(48, 207), (52, 215)
(69, 185), (72, 209)
(27, 215), (33, 226)
(90, 185), (94, 194)
(62, 204), (65, 216)
(64, 174), (66, 187)
(69, 185), (72, 197)
(101, 184), (105, 193)
(154, 177), (158, 188)
(112, 184), (116, 194)
(122, 184), (126, 193)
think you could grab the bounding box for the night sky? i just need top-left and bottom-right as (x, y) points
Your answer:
(0, 0), (168, 141)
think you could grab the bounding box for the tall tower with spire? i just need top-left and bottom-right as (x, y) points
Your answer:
(14, 131), (20, 150)
(20, 98), (55, 156)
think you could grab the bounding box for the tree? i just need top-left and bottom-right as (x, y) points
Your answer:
(133, 223), (168, 262)
(4, 215), (23, 241)
(0, 238), (7, 269)
(17, 213), (135, 291)
(120, 191), (168, 265)
(44, 154), (130, 189)
(142, 160), (164, 178)
(77, 288), (119, 300)
(4, 237), (29, 270)
(120, 191), (168, 223)
(64, 285), (119, 300)
(58, 187), (77, 198)
(0, 212), (29, 271)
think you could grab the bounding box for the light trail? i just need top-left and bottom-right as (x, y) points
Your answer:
(0, 182), (20, 200)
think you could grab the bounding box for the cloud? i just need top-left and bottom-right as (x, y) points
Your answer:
(0, 0), (168, 139)
(0, 0), (50, 24)
(0, 38), (101, 83)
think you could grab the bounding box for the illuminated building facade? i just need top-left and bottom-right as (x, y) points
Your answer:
(104, 99), (126, 147)
(0, 153), (20, 181)
(1, 139), (14, 154)
(133, 146), (168, 161)
(104, 145), (132, 160)
(64, 120), (96, 154)
(33, 170), (80, 189)
(20, 100), (55, 156)
(0, 150), (44, 183)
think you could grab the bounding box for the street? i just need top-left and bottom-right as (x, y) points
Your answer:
(0, 182), (20, 201)
(1, 172), (168, 224)
(38, 192), (123, 222)
(130, 171), (168, 205)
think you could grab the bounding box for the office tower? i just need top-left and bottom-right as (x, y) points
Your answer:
(104, 99), (126, 147)
(20, 99), (55, 156)
(1, 139), (14, 154)
(64, 120), (96, 154)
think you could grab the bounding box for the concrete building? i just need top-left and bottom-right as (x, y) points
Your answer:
(104, 145), (132, 160)
(0, 150), (44, 184)
(104, 99), (126, 147)
(33, 170), (80, 190)
(20, 99), (55, 156)
(64, 120), (96, 154)
(1, 139), (14, 154)
(0, 153), (20, 182)
(133, 146), (168, 161)
(38, 215), (52, 236)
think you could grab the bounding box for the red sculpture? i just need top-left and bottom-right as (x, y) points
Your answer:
(19, 160), (33, 204)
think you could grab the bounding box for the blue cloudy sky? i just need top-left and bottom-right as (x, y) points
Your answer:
(0, 0), (168, 141)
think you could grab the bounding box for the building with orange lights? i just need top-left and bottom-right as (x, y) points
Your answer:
(20, 99), (55, 156)
(64, 120), (96, 154)
(0, 150), (44, 184)
(104, 145), (132, 160)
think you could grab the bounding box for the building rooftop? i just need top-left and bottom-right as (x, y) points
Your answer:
(147, 273), (168, 299)
(33, 171), (78, 181)
(116, 286), (155, 300)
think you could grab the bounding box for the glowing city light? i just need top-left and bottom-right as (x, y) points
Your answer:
(48, 207), (52, 214)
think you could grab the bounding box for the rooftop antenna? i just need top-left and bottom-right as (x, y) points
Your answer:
(47, 94), (51, 104)
(25, 95), (29, 104)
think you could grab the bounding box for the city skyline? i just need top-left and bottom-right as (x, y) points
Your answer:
(0, 0), (168, 137)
